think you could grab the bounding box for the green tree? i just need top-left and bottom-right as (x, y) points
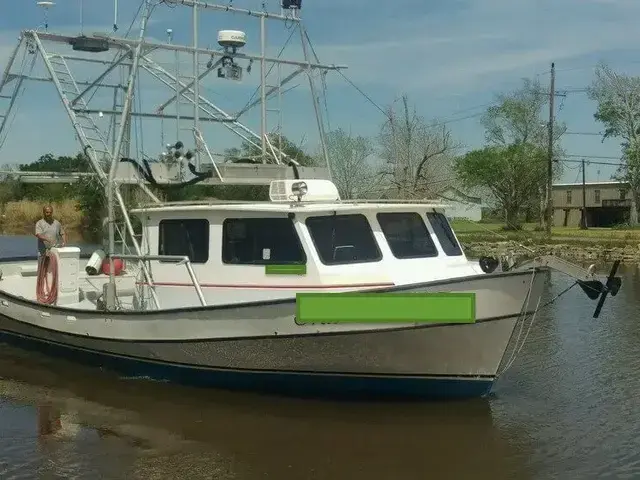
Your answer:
(455, 144), (547, 228)
(224, 133), (316, 166)
(457, 78), (565, 228)
(482, 78), (565, 228)
(588, 63), (640, 224)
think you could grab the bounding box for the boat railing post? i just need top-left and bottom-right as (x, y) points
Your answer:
(179, 257), (206, 306)
(113, 254), (207, 307)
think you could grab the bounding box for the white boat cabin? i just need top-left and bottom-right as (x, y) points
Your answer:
(130, 180), (483, 309)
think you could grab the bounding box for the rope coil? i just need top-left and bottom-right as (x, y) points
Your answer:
(36, 252), (59, 305)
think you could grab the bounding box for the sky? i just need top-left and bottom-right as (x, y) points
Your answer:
(1, 0), (640, 184)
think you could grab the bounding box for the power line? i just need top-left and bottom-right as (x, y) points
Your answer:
(559, 158), (623, 167)
(564, 131), (603, 136)
(563, 153), (621, 160)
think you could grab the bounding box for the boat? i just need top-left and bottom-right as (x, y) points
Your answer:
(0, 0), (623, 400)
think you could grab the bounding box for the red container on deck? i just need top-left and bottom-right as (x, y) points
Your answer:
(101, 258), (125, 276)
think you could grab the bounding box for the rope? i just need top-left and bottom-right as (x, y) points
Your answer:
(497, 276), (579, 377)
(36, 252), (58, 305)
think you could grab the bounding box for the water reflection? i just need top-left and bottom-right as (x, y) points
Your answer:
(0, 345), (529, 480)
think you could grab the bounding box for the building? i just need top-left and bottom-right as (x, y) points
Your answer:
(435, 187), (483, 222)
(552, 180), (635, 227)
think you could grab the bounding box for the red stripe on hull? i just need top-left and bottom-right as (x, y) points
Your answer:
(136, 282), (395, 290)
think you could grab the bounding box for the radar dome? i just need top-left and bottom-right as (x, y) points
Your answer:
(217, 30), (246, 49)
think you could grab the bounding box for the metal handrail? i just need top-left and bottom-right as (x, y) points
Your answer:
(111, 253), (207, 307)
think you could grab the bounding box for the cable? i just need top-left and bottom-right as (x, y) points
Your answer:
(36, 253), (58, 305)
(335, 69), (389, 119)
(564, 131), (603, 136)
(559, 159), (623, 167)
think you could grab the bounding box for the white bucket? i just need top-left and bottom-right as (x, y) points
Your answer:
(85, 249), (106, 275)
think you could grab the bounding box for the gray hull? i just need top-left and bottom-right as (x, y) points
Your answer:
(0, 268), (547, 399)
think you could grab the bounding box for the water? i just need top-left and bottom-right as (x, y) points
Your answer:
(1, 234), (639, 479)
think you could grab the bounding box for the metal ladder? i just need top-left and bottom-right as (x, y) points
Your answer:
(46, 54), (136, 249)
(46, 54), (112, 172)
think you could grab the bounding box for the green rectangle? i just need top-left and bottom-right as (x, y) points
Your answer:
(265, 264), (307, 275)
(295, 292), (475, 324)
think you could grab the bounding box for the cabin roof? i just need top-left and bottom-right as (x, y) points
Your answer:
(130, 199), (449, 215)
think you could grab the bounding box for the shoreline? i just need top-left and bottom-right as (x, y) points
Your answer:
(462, 240), (640, 263)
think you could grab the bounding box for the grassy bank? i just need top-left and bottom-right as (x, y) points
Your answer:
(451, 220), (640, 247)
(0, 200), (84, 241)
(451, 220), (640, 263)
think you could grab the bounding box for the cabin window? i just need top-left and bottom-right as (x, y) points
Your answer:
(566, 190), (572, 204)
(376, 212), (438, 259)
(158, 218), (210, 264)
(426, 212), (463, 256)
(306, 213), (382, 265)
(222, 217), (306, 265)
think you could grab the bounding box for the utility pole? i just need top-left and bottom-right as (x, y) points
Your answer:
(545, 62), (555, 236)
(580, 158), (588, 229)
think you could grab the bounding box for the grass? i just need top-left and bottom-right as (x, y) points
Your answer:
(450, 220), (640, 246)
(0, 200), (83, 241)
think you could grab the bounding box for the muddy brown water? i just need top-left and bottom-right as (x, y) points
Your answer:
(1, 235), (639, 479)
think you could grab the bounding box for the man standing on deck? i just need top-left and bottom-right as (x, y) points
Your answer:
(35, 205), (66, 256)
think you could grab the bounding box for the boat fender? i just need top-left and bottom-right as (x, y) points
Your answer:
(479, 256), (499, 274)
(101, 257), (125, 276)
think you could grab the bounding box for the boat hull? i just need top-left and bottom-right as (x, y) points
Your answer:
(0, 324), (495, 400)
(0, 268), (547, 400)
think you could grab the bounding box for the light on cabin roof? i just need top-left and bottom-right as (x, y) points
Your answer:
(291, 181), (308, 201)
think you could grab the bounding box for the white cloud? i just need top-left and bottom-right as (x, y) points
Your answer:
(307, 0), (640, 93)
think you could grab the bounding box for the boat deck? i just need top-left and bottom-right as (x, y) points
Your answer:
(0, 259), (138, 310)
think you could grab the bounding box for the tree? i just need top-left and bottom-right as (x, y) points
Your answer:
(224, 133), (316, 166)
(588, 63), (640, 223)
(378, 94), (459, 198)
(322, 128), (379, 199)
(470, 78), (565, 227)
(455, 144), (547, 228)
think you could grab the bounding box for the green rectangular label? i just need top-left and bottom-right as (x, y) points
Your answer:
(295, 292), (475, 324)
(265, 264), (307, 275)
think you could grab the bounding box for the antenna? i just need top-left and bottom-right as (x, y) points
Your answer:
(36, 1), (55, 31)
(281, 0), (302, 18)
(113, 0), (119, 31)
(80, 0), (84, 35)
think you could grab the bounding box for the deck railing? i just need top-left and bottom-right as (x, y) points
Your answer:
(111, 254), (207, 307)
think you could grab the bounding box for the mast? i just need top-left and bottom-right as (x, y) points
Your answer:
(105, 0), (152, 309)
(260, 14), (267, 160)
(192, 2), (200, 169)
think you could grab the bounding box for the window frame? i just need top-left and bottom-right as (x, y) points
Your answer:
(425, 211), (463, 257)
(157, 218), (210, 264)
(221, 216), (307, 266)
(376, 212), (439, 260)
(305, 213), (382, 266)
